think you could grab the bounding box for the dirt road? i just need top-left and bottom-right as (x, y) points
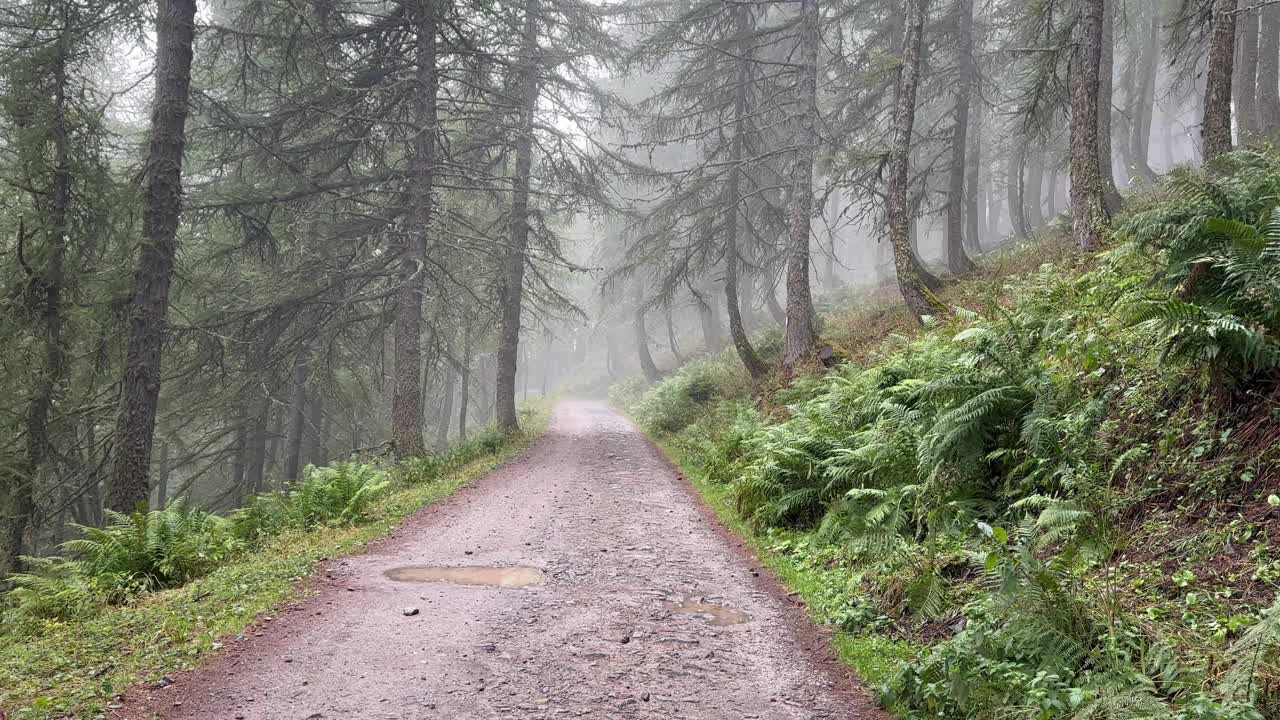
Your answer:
(119, 401), (879, 719)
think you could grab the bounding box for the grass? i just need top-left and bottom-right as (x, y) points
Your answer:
(0, 406), (549, 720)
(654, 436), (920, 692)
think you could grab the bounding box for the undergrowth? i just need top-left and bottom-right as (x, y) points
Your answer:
(619, 151), (1280, 719)
(0, 405), (547, 719)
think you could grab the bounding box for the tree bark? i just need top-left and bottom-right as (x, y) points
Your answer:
(107, 0), (197, 512)
(155, 441), (170, 509)
(724, 5), (768, 382)
(1260, 4), (1280, 137)
(1202, 0), (1238, 163)
(1024, 148), (1045, 229)
(964, 94), (984, 254)
(5, 21), (73, 576)
(1236, 5), (1262, 142)
(392, 0), (438, 457)
(1070, 0), (1109, 250)
(888, 0), (946, 323)
(695, 280), (723, 354)
(436, 356), (455, 449)
(664, 306), (685, 365)
(634, 285), (661, 383)
(1129, 14), (1160, 180)
(1099, 0), (1123, 214)
(458, 326), (471, 440)
(495, 0), (540, 433)
(1006, 146), (1029, 239)
(284, 347), (309, 483)
(782, 0), (820, 369)
(946, 0), (977, 275)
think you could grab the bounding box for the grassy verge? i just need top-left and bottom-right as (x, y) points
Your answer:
(656, 436), (918, 691)
(0, 406), (549, 719)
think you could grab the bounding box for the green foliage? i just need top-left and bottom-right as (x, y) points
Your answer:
(1120, 150), (1280, 385)
(630, 353), (749, 434)
(4, 500), (240, 622)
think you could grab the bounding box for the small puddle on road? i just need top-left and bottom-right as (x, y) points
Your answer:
(384, 566), (545, 588)
(665, 598), (751, 626)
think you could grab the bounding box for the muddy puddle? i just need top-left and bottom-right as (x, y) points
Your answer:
(384, 565), (545, 588)
(665, 597), (751, 626)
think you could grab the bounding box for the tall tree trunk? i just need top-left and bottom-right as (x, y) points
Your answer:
(1202, 0), (1238, 163)
(155, 441), (170, 509)
(888, 0), (946, 323)
(436, 366), (455, 449)
(495, 0), (539, 433)
(946, 0), (977, 275)
(245, 397), (271, 494)
(1099, 0), (1123, 214)
(307, 394), (325, 465)
(695, 281), (723, 354)
(458, 326), (471, 440)
(107, 0), (197, 512)
(392, 0), (438, 457)
(782, 0), (820, 368)
(1045, 168), (1059, 218)
(5, 27), (72, 576)
(1236, 5), (1262, 142)
(824, 193), (843, 288)
(1070, 0), (1109, 250)
(634, 286), (660, 383)
(1006, 146), (1029, 239)
(664, 306), (685, 365)
(765, 275), (787, 326)
(1260, 4), (1280, 137)
(284, 347), (309, 483)
(964, 95), (984, 254)
(1130, 13), (1160, 180)
(1024, 148), (1045, 229)
(724, 5), (768, 382)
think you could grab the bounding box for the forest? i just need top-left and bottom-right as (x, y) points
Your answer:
(3, 0), (1280, 718)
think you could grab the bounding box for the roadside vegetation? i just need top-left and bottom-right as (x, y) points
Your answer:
(0, 405), (546, 719)
(615, 152), (1280, 720)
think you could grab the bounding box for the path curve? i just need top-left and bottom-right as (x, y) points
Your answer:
(118, 400), (881, 720)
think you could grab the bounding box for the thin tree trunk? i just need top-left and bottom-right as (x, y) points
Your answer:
(1130, 13), (1160, 180)
(664, 306), (685, 365)
(724, 5), (768, 382)
(284, 347), (309, 483)
(436, 354), (455, 448)
(765, 275), (786, 326)
(782, 0), (820, 368)
(1006, 146), (1028, 239)
(1024, 148), (1045, 229)
(495, 0), (539, 433)
(1236, 5), (1262, 142)
(1202, 0), (1238, 163)
(245, 397), (271, 494)
(695, 280), (723, 353)
(1071, 0), (1109, 250)
(107, 0), (197, 512)
(946, 0), (977, 275)
(824, 192), (843, 288)
(392, 0), (438, 457)
(1099, 0), (1123, 214)
(888, 0), (946, 323)
(964, 94), (984, 254)
(307, 394), (325, 465)
(4, 26), (72, 576)
(1260, 4), (1280, 137)
(458, 326), (471, 440)
(634, 285), (660, 383)
(155, 441), (170, 509)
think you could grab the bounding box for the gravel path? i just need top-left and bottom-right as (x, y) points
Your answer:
(118, 400), (881, 720)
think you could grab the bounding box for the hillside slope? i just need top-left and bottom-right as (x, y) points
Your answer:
(616, 152), (1280, 720)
